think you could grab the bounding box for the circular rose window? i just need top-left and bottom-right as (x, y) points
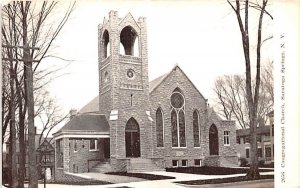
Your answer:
(171, 92), (184, 108)
(127, 69), (134, 78)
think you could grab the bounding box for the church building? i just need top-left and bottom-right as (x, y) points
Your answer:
(53, 11), (237, 180)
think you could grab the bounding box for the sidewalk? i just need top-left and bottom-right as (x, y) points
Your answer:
(37, 171), (274, 188)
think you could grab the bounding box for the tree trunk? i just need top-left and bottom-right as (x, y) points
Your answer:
(9, 60), (18, 188)
(246, 104), (260, 179)
(25, 60), (38, 188)
(16, 76), (25, 188)
(22, 2), (38, 186)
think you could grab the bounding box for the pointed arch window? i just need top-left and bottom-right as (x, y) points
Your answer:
(120, 26), (139, 56)
(171, 88), (186, 147)
(193, 110), (200, 147)
(156, 108), (164, 147)
(103, 30), (110, 58)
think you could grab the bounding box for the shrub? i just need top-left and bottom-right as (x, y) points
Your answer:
(258, 160), (265, 167)
(239, 158), (248, 167)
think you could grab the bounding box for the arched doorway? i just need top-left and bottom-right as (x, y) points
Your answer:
(209, 124), (219, 155)
(125, 118), (140, 157)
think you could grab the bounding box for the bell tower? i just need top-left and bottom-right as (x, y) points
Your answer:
(98, 11), (152, 170)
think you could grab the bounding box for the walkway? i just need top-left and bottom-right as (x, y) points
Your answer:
(37, 171), (274, 188)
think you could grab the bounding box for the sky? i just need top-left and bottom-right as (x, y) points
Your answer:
(43, 0), (273, 117)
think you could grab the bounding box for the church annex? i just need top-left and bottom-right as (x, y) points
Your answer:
(53, 11), (237, 180)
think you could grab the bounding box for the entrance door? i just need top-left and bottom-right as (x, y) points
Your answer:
(209, 124), (219, 155)
(103, 138), (110, 159)
(125, 118), (140, 157)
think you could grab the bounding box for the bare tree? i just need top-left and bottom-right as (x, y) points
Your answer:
(214, 64), (273, 129)
(2, 1), (75, 187)
(214, 75), (248, 128)
(35, 89), (68, 146)
(227, 0), (273, 179)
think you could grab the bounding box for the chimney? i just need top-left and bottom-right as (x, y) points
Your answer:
(70, 109), (77, 119)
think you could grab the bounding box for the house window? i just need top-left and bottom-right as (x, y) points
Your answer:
(224, 131), (230, 145)
(74, 140), (78, 152)
(182, 160), (188, 167)
(194, 159), (202, 166)
(257, 148), (263, 158)
(236, 137), (240, 144)
(156, 108), (164, 147)
(56, 139), (63, 168)
(271, 124), (274, 136)
(171, 89), (186, 147)
(193, 110), (200, 147)
(245, 136), (250, 143)
(89, 139), (99, 151)
(172, 160), (179, 167)
(265, 146), (271, 158)
(246, 148), (250, 158)
(257, 135), (262, 143)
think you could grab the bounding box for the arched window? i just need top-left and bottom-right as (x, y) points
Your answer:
(170, 88), (186, 147)
(171, 110), (178, 147)
(103, 30), (110, 58)
(120, 26), (139, 56)
(104, 71), (109, 83)
(156, 108), (164, 147)
(193, 110), (200, 147)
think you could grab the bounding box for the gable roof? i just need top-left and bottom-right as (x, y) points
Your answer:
(207, 107), (223, 121)
(149, 65), (206, 100)
(119, 12), (140, 31)
(149, 74), (167, 92)
(56, 112), (109, 134)
(79, 96), (99, 113)
(36, 139), (54, 152)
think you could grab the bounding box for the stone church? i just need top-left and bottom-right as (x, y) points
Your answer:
(53, 11), (237, 180)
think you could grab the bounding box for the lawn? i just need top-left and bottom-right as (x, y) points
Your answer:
(106, 172), (175, 180)
(166, 166), (273, 175)
(175, 175), (274, 185)
(46, 173), (111, 185)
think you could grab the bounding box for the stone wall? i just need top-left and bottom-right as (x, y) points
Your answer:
(55, 138), (104, 176)
(68, 138), (103, 173)
(149, 66), (208, 168)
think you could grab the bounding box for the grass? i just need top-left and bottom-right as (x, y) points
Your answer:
(106, 172), (175, 180)
(46, 173), (112, 185)
(47, 180), (111, 185)
(175, 174), (274, 185)
(166, 166), (273, 175)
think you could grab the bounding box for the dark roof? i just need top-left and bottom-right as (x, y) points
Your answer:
(58, 112), (109, 133)
(236, 125), (270, 137)
(37, 139), (54, 152)
(149, 74), (167, 92)
(79, 96), (99, 113)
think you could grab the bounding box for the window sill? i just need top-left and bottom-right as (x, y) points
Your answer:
(224, 144), (230, 146)
(89, 149), (99, 152)
(171, 147), (187, 149)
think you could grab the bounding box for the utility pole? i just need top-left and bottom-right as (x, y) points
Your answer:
(2, 44), (40, 188)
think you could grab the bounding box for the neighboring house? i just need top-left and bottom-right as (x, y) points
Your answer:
(53, 11), (238, 181)
(236, 111), (274, 165)
(36, 139), (55, 180)
(2, 131), (55, 181)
